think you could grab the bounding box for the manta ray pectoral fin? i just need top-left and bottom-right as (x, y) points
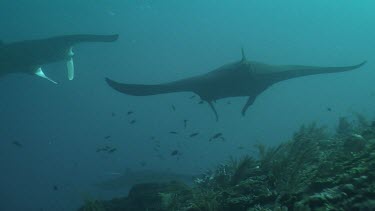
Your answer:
(208, 101), (219, 121)
(35, 68), (58, 84)
(241, 96), (256, 116)
(67, 47), (74, 80)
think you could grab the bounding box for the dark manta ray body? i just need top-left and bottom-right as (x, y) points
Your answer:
(0, 34), (119, 83)
(106, 49), (366, 120)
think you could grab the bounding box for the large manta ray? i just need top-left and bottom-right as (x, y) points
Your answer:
(106, 49), (366, 120)
(0, 34), (119, 83)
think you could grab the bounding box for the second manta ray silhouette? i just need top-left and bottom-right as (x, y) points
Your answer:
(0, 34), (119, 84)
(106, 49), (366, 121)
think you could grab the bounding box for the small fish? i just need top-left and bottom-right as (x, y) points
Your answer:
(351, 134), (364, 140)
(154, 140), (161, 145)
(212, 133), (222, 139)
(108, 148), (117, 153)
(105, 172), (122, 176)
(227, 101), (231, 104)
(130, 120), (136, 124)
(53, 185), (58, 191)
(104, 135), (111, 139)
(150, 136), (155, 140)
(189, 95), (196, 99)
(198, 101), (204, 104)
(183, 119), (188, 128)
(171, 150), (179, 156)
(169, 131), (178, 134)
(12, 141), (23, 148)
(237, 146), (245, 150)
(140, 161), (147, 167)
(189, 132), (199, 138)
(127, 111), (134, 115)
(171, 105), (176, 111)
(96, 145), (112, 152)
(327, 107), (332, 112)
(111, 112), (116, 117)
(209, 133), (223, 141)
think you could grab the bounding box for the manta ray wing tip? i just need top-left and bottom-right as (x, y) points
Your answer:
(353, 61), (367, 69)
(105, 77), (118, 88)
(105, 77), (115, 84)
(111, 34), (120, 41)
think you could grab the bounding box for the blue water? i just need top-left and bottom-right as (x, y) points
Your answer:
(0, 0), (374, 210)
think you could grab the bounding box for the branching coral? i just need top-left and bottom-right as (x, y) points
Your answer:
(230, 155), (258, 186)
(80, 199), (106, 211)
(255, 123), (326, 194)
(79, 114), (375, 211)
(336, 117), (354, 137)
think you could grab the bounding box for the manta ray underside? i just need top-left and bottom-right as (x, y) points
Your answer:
(106, 49), (366, 121)
(0, 34), (119, 83)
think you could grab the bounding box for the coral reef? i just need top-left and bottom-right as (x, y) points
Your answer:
(79, 116), (375, 210)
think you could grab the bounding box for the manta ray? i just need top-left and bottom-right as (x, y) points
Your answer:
(106, 49), (366, 120)
(0, 34), (119, 83)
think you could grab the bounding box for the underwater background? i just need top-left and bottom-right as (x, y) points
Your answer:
(0, 0), (374, 210)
